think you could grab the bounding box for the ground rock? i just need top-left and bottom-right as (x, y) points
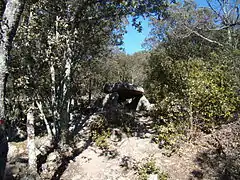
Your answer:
(41, 151), (62, 179)
(136, 95), (153, 112)
(110, 128), (122, 142)
(148, 174), (158, 180)
(102, 92), (119, 110)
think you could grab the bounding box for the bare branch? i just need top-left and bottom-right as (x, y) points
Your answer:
(184, 25), (224, 46)
(207, 0), (222, 19)
(207, 21), (240, 30)
(235, 6), (239, 24)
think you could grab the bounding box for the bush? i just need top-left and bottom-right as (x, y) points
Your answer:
(186, 59), (239, 127)
(137, 158), (168, 180)
(146, 50), (240, 148)
(90, 115), (111, 149)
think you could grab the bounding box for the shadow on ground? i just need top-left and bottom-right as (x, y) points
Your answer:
(190, 122), (240, 180)
(191, 147), (240, 180)
(51, 137), (92, 180)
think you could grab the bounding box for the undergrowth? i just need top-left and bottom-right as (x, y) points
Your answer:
(146, 57), (240, 152)
(137, 157), (168, 180)
(90, 114), (111, 150)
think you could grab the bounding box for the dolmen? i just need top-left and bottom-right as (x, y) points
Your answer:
(102, 82), (153, 111)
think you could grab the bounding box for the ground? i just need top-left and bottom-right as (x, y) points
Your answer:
(5, 113), (240, 180)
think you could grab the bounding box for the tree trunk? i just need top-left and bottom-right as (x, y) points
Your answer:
(60, 38), (72, 146)
(50, 62), (58, 137)
(88, 78), (92, 105)
(0, 0), (25, 130)
(0, 0), (25, 178)
(49, 15), (61, 139)
(227, 28), (232, 47)
(36, 101), (53, 139)
(26, 103), (39, 179)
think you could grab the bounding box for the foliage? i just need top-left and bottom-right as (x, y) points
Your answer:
(4, 0), (171, 144)
(186, 59), (239, 126)
(144, 50), (186, 102)
(89, 115), (110, 149)
(94, 131), (110, 150)
(89, 50), (150, 89)
(153, 121), (187, 149)
(90, 115), (108, 136)
(144, 1), (240, 150)
(137, 158), (168, 180)
(144, 0), (240, 54)
(146, 47), (240, 148)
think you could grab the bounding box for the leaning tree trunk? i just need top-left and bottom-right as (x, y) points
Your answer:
(36, 101), (53, 139)
(0, 0), (25, 178)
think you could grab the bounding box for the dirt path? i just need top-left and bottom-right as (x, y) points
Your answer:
(5, 114), (240, 180)
(61, 120), (240, 180)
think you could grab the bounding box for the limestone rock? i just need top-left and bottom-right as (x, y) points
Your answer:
(104, 82), (144, 95)
(41, 151), (62, 179)
(136, 95), (154, 112)
(103, 82), (153, 112)
(119, 156), (137, 170)
(102, 92), (119, 109)
(110, 128), (122, 142)
(104, 82), (144, 102)
(148, 174), (158, 180)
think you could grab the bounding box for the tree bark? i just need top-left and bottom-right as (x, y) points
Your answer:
(50, 16), (60, 138)
(50, 62), (58, 137)
(88, 77), (92, 105)
(26, 103), (39, 178)
(60, 37), (72, 146)
(0, 0), (25, 127)
(36, 101), (53, 139)
(0, 0), (25, 178)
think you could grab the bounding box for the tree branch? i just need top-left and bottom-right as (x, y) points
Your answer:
(184, 25), (224, 46)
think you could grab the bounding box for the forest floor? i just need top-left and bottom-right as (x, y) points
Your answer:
(5, 112), (240, 180)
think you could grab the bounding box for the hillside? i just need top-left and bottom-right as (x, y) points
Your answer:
(6, 111), (240, 180)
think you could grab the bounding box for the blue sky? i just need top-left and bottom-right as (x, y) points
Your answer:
(122, 0), (209, 54)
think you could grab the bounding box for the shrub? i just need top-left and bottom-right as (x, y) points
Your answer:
(137, 158), (168, 180)
(90, 115), (110, 149)
(146, 50), (240, 148)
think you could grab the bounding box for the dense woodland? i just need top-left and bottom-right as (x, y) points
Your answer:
(0, 0), (240, 179)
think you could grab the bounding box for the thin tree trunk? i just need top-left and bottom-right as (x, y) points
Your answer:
(50, 15), (61, 138)
(188, 95), (194, 140)
(50, 62), (58, 137)
(60, 37), (72, 146)
(0, 0), (25, 178)
(36, 101), (53, 139)
(88, 78), (92, 105)
(0, 54), (7, 126)
(227, 28), (233, 47)
(0, 0), (25, 129)
(26, 103), (39, 179)
(189, 102), (193, 132)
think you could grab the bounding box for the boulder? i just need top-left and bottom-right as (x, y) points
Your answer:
(102, 92), (119, 110)
(136, 95), (153, 112)
(148, 174), (158, 180)
(103, 82), (153, 112)
(110, 128), (122, 142)
(104, 82), (144, 102)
